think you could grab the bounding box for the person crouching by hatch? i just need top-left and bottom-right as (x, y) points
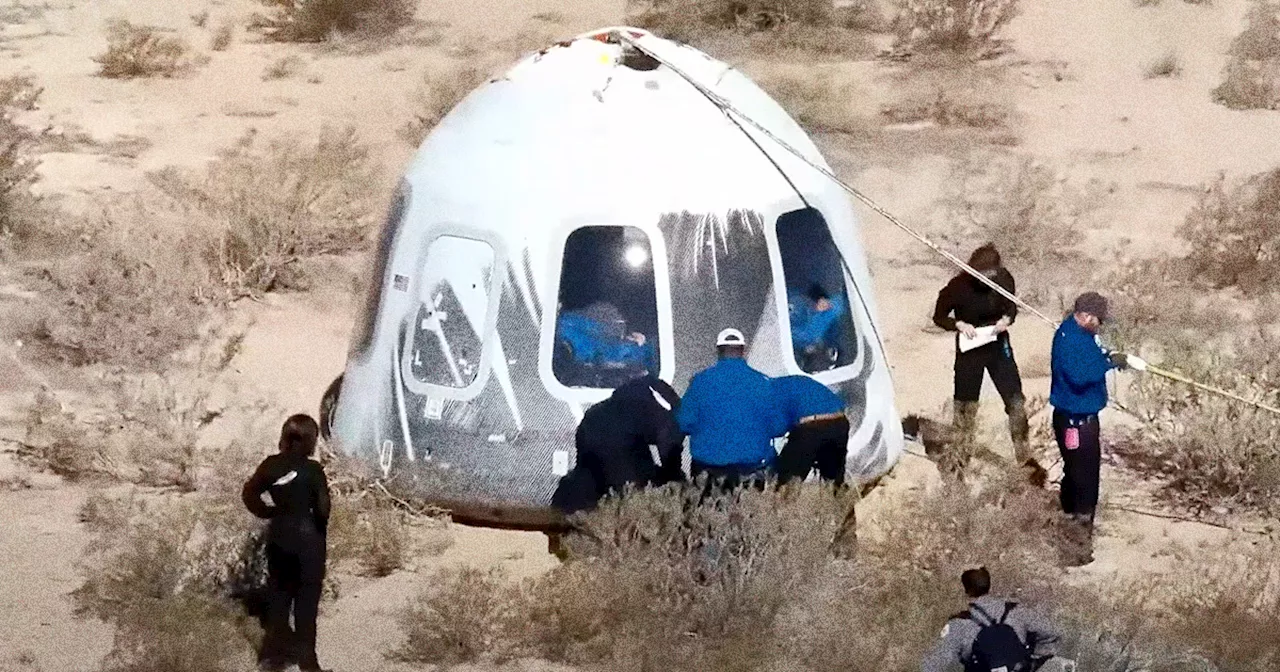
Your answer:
(551, 371), (685, 516)
(932, 244), (1042, 483)
(242, 414), (332, 672)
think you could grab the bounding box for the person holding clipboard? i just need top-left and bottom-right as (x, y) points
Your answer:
(931, 244), (1040, 482)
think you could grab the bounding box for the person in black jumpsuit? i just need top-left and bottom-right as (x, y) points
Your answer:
(932, 244), (1039, 482)
(551, 373), (685, 516)
(242, 414), (332, 672)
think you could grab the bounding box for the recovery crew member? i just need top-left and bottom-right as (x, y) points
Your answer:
(923, 567), (1063, 672)
(772, 373), (849, 489)
(932, 244), (1040, 481)
(677, 328), (787, 492)
(551, 372), (685, 515)
(242, 414), (332, 672)
(1049, 291), (1143, 566)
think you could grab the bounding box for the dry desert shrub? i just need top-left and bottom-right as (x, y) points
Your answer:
(321, 451), (452, 576)
(1145, 50), (1183, 78)
(20, 375), (256, 490)
(892, 0), (1021, 55)
(400, 64), (492, 146)
(1177, 168), (1280, 295)
(933, 155), (1107, 310)
(1213, 0), (1280, 109)
(24, 204), (215, 368)
(628, 0), (881, 54)
(262, 54), (306, 80)
(73, 494), (267, 672)
(0, 74), (47, 251)
(253, 0), (416, 42)
(148, 126), (381, 296)
(1113, 334), (1280, 518)
(756, 71), (871, 134)
(394, 566), (513, 666)
(95, 19), (205, 79)
(210, 19), (235, 51)
(880, 88), (1011, 128)
(511, 483), (854, 672)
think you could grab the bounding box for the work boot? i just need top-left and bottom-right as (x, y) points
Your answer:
(943, 400), (980, 481)
(1059, 514), (1095, 567)
(1006, 397), (1047, 487)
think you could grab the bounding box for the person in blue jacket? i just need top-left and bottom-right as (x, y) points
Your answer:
(677, 328), (788, 492)
(772, 374), (850, 489)
(1049, 291), (1144, 566)
(788, 283), (848, 372)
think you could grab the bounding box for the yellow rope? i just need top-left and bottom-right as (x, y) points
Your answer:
(616, 30), (1280, 419)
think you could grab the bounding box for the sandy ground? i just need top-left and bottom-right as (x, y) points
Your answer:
(2, 0), (1279, 669)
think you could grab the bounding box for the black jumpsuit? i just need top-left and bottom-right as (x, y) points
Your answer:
(242, 453), (331, 671)
(932, 268), (1023, 408)
(551, 374), (685, 515)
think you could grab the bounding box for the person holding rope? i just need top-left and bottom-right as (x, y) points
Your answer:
(1050, 292), (1145, 566)
(932, 244), (1042, 483)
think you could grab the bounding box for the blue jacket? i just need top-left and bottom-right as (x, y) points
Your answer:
(788, 291), (848, 350)
(1049, 317), (1118, 417)
(556, 312), (654, 370)
(677, 358), (787, 467)
(772, 375), (846, 430)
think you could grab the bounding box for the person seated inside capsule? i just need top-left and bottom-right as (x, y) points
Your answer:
(555, 300), (655, 381)
(787, 283), (847, 371)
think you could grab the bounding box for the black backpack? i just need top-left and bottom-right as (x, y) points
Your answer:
(962, 601), (1032, 672)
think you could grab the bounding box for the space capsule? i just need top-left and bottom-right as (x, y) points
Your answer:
(322, 26), (904, 527)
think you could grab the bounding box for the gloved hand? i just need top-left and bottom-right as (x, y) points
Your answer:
(1108, 352), (1129, 369)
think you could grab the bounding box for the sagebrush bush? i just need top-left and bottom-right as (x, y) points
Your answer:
(95, 19), (203, 79)
(1213, 0), (1280, 109)
(211, 20), (235, 51)
(149, 126), (381, 296)
(757, 72), (870, 135)
(254, 0), (416, 42)
(1114, 334), (1280, 517)
(514, 483), (854, 672)
(74, 495), (266, 672)
(629, 0), (882, 51)
(934, 155), (1104, 310)
(262, 55), (305, 80)
(24, 203), (214, 368)
(0, 74), (46, 250)
(21, 375), (253, 489)
(400, 64), (491, 146)
(1178, 168), (1280, 294)
(395, 566), (513, 666)
(880, 89), (1011, 128)
(892, 0), (1021, 54)
(1145, 51), (1183, 78)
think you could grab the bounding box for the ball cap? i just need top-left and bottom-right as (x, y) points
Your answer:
(715, 328), (746, 347)
(1072, 291), (1110, 322)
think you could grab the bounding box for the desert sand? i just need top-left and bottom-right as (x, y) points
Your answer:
(1, 0), (1278, 670)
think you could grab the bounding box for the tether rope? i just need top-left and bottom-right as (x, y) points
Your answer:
(615, 31), (1280, 418)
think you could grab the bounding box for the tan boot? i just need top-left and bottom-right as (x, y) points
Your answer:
(1007, 396), (1047, 487)
(943, 400), (980, 481)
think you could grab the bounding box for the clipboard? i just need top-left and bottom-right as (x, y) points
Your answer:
(958, 325), (998, 353)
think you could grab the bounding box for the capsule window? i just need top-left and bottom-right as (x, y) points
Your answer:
(551, 225), (660, 389)
(775, 207), (859, 373)
(409, 235), (496, 388)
